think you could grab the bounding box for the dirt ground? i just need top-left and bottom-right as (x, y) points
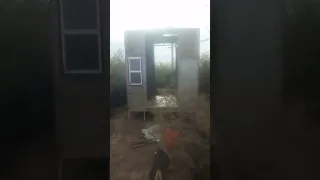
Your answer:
(110, 108), (210, 180)
(110, 109), (158, 180)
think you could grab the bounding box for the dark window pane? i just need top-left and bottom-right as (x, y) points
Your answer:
(129, 58), (141, 71)
(62, 0), (98, 29)
(64, 34), (100, 71)
(130, 72), (142, 84)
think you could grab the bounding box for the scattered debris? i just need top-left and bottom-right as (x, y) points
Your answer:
(110, 113), (157, 180)
(141, 124), (161, 140)
(131, 139), (159, 148)
(110, 94), (211, 180)
(154, 95), (177, 108)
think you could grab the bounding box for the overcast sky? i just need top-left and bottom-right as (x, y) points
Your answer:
(110, 0), (210, 61)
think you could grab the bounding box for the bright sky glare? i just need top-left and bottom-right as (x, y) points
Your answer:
(110, 0), (210, 42)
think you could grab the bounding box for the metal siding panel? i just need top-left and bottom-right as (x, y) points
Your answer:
(124, 30), (147, 111)
(176, 29), (200, 112)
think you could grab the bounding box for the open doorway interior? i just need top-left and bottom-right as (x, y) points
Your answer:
(154, 43), (177, 96)
(145, 36), (178, 108)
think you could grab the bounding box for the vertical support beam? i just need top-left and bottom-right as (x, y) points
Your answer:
(171, 43), (174, 71)
(176, 29), (200, 115)
(146, 34), (156, 99)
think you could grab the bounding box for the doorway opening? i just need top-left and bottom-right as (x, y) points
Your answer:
(145, 33), (178, 109)
(154, 42), (177, 96)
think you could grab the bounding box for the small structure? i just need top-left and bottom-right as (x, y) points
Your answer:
(124, 28), (200, 119)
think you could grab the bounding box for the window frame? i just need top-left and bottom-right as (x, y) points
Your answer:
(128, 57), (143, 86)
(59, 0), (102, 74)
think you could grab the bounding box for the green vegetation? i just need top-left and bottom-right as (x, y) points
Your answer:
(110, 49), (127, 107)
(155, 61), (176, 89)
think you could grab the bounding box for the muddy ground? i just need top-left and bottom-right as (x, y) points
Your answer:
(110, 109), (210, 180)
(110, 110), (158, 180)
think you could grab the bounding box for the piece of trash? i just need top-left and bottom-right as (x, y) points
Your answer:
(131, 139), (155, 148)
(141, 124), (161, 140)
(163, 128), (179, 151)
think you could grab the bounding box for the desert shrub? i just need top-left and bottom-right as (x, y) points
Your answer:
(110, 49), (127, 108)
(155, 61), (176, 89)
(199, 53), (210, 95)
